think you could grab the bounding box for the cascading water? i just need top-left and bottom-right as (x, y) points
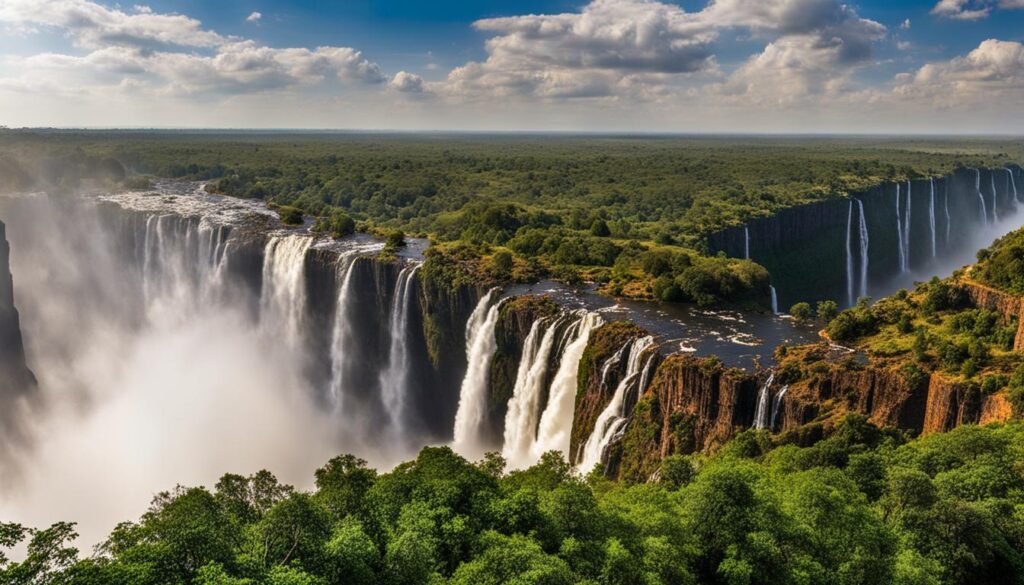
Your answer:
(452, 289), (503, 458)
(599, 342), (629, 389)
(502, 317), (562, 468)
(975, 169), (989, 224)
(990, 173), (999, 222)
(944, 180), (952, 243)
(378, 263), (422, 435)
(929, 178), (937, 258)
(577, 336), (654, 473)
(260, 235), (314, 349)
(895, 184), (907, 273)
(845, 201), (855, 306)
(1009, 168), (1020, 203)
(532, 311), (602, 464)
(769, 285), (779, 315)
(903, 180), (912, 269)
(327, 246), (382, 411)
(769, 385), (789, 431)
(753, 372), (774, 430)
(857, 199), (869, 300)
(744, 226), (750, 260)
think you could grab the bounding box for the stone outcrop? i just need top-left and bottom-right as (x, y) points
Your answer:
(609, 355), (758, 482)
(570, 321), (650, 463)
(0, 220), (37, 438)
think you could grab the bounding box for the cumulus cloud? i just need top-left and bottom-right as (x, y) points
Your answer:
(442, 0), (886, 104)
(0, 0), (385, 98)
(389, 71), (425, 93)
(931, 0), (1024, 20)
(0, 0), (226, 49)
(702, 0), (886, 104)
(442, 0), (717, 100)
(894, 39), (1024, 106)
(246, 11), (262, 23)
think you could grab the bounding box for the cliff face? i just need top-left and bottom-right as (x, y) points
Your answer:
(707, 166), (1023, 308)
(779, 364), (929, 433)
(570, 321), (650, 463)
(610, 355), (758, 482)
(0, 220), (37, 420)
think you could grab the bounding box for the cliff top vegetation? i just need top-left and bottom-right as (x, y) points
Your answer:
(2, 130), (1021, 306)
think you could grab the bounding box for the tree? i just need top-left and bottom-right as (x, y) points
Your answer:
(492, 250), (514, 279)
(590, 219), (611, 237)
(790, 302), (813, 322)
(314, 454), (377, 521)
(817, 300), (839, 322)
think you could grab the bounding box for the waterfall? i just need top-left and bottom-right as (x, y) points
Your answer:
(744, 226), (750, 260)
(990, 173), (999, 222)
(769, 285), (779, 315)
(599, 342), (629, 389)
(378, 263), (422, 433)
(845, 200), (855, 306)
(452, 289), (503, 457)
(1009, 168), (1020, 203)
(259, 235), (314, 349)
(769, 385), (789, 431)
(903, 181), (912, 269)
(944, 180), (951, 243)
(753, 372), (774, 430)
(327, 246), (382, 411)
(502, 317), (563, 468)
(928, 178), (937, 259)
(975, 169), (988, 224)
(532, 311), (603, 463)
(895, 185), (907, 273)
(577, 335), (655, 473)
(856, 199), (869, 300)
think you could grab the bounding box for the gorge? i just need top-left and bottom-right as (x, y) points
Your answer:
(1, 165), (1023, 546)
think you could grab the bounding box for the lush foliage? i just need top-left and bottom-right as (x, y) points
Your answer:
(5, 418), (1024, 585)
(3, 130), (1023, 304)
(976, 230), (1024, 295)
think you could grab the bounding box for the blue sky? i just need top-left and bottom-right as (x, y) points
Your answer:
(1, 0), (1023, 131)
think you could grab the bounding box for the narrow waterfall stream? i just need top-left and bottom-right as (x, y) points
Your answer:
(846, 200), (855, 306)
(379, 263), (422, 436)
(929, 178), (937, 258)
(895, 184), (907, 273)
(452, 289), (503, 458)
(753, 372), (775, 430)
(260, 235), (314, 349)
(577, 335), (654, 473)
(976, 169), (989, 224)
(857, 199), (869, 300)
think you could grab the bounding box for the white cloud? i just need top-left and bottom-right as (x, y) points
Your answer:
(930, 0), (1024, 20)
(0, 0), (385, 98)
(390, 71), (425, 93)
(0, 0), (226, 49)
(246, 11), (262, 23)
(894, 39), (1024, 107)
(442, 0), (718, 100)
(901, 18), (911, 30)
(703, 0), (886, 104)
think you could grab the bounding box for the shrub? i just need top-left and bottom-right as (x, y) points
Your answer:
(278, 205), (304, 225)
(790, 302), (813, 322)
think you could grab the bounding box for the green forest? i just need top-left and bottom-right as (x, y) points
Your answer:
(3, 417), (1022, 585)
(2, 130), (1023, 307)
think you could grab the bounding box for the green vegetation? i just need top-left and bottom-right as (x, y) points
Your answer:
(822, 278), (1022, 389)
(975, 230), (1024, 295)
(5, 418), (1024, 585)
(3, 130), (1023, 305)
